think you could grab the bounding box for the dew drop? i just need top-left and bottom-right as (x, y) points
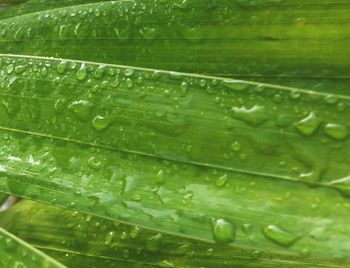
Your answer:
(92, 115), (110, 131)
(231, 141), (241, 151)
(77, 63), (88, 81)
(295, 112), (320, 136)
(262, 224), (298, 247)
(324, 123), (349, 140)
(211, 218), (236, 244)
(126, 78), (133, 88)
(94, 64), (106, 79)
(87, 156), (102, 170)
(223, 79), (249, 91)
(215, 174), (228, 187)
(57, 61), (68, 74)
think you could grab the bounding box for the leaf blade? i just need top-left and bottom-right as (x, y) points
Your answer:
(0, 0), (349, 93)
(0, 226), (67, 268)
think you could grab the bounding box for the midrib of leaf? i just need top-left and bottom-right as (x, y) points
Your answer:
(0, 226), (67, 268)
(0, 0), (349, 94)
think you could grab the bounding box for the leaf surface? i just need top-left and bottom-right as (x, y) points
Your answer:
(0, 225), (67, 268)
(0, 200), (347, 268)
(0, 0), (349, 93)
(0, 54), (349, 264)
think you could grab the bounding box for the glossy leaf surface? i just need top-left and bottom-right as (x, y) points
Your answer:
(0, 0), (349, 93)
(0, 200), (347, 268)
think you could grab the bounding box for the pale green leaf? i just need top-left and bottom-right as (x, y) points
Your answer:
(1, 200), (347, 268)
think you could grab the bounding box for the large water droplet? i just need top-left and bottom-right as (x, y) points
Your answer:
(295, 112), (320, 136)
(92, 115), (110, 131)
(231, 105), (268, 126)
(262, 224), (298, 247)
(211, 218), (236, 244)
(324, 123), (349, 140)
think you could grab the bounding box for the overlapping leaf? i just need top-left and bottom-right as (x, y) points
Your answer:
(0, 0), (348, 93)
(0, 225), (66, 268)
(0, 200), (347, 268)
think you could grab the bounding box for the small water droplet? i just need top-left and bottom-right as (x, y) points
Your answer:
(130, 226), (140, 238)
(126, 78), (133, 88)
(77, 63), (88, 81)
(223, 79), (249, 91)
(215, 174), (228, 187)
(87, 156), (102, 170)
(57, 61), (68, 74)
(94, 64), (106, 79)
(231, 141), (241, 151)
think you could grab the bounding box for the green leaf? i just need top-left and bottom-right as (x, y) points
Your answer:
(0, 55), (349, 264)
(0, 54), (348, 186)
(0, 225), (67, 268)
(1, 200), (347, 268)
(0, 0), (349, 94)
(0, 192), (8, 204)
(0, 0), (115, 20)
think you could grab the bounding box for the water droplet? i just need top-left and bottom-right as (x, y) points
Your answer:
(231, 105), (268, 126)
(324, 123), (349, 140)
(215, 174), (228, 187)
(77, 63), (88, 81)
(54, 98), (66, 114)
(223, 79), (249, 91)
(290, 90), (301, 99)
(124, 68), (134, 77)
(94, 64), (106, 79)
(156, 170), (165, 185)
(231, 141), (241, 151)
(87, 156), (102, 170)
(130, 226), (140, 238)
(7, 64), (14, 74)
(69, 100), (92, 120)
(324, 95), (337, 104)
(126, 78), (133, 88)
(199, 79), (206, 88)
(57, 61), (68, 74)
(206, 248), (214, 257)
(262, 224), (298, 247)
(211, 218), (236, 244)
(92, 115), (110, 131)
(295, 112), (320, 136)
(105, 231), (115, 246)
(14, 65), (26, 74)
(111, 78), (120, 88)
(146, 233), (162, 253)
